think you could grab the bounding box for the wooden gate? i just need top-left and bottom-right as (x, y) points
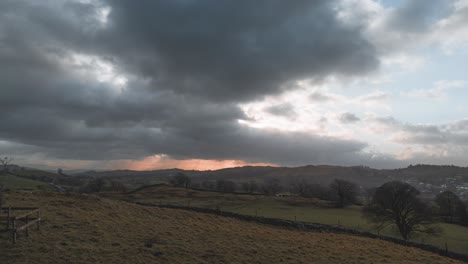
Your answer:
(2, 207), (41, 243)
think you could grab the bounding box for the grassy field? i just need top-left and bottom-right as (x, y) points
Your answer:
(102, 185), (468, 255)
(0, 190), (463, 264)
(0, 174), (51, 190)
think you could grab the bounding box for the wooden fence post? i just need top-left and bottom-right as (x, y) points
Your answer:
(26, 215), (29, 237)
(12, 219), (16, 244)
(6, 207), (11, 229)
(37, 210), (40, 230)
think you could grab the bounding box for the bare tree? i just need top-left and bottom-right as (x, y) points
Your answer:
(170, 173), (191, 188)
(241, 180), (258, 193)
(201, 180), (215, 190)
(290, 179), (310, 197)
(363, 187), (377, 205)
(0, 184), (4, 209)
(261, 178), (282, 195)
(1, 156), (13, 174)
(329, 179), (358, 208)
(363, 181), (441, 240)
(435, 191), (466, 222)
(216, 180), (236, 193)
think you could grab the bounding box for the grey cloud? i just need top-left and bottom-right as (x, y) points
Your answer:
(264, 103), (296, 117)
(358, 91), (390, 102)
(0, 0), (382, 168)
(370, 116), (468, 146)
(309, 92), (335, 102)
(385, 0), (450, 33)
(100, 0), (378, 102)
(339, 113), (360, 124)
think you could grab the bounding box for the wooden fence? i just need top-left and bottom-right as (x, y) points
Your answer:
(1, 207), (41, 243)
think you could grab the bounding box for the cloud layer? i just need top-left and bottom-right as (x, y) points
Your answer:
(0, 0), (382, 169)
(1, 0), (468, 170)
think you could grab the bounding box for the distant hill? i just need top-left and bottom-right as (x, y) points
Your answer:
(5, 163), (468, 193)
(72, 164), (468, 188)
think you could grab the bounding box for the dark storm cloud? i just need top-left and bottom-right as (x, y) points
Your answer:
(0, 0), (380, 167)
(100, 0), (378, 102)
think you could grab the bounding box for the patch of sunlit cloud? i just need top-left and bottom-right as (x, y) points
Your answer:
(117, 155), (276, 171)
(60, 52), (128, 93)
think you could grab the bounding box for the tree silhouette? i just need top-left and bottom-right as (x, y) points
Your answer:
(364, 181), (440, 240)
(170, 173), (191, 188)
(329, 179), (358, 208)
(1, 156), (13, 174)
(435, 191), (466, 222)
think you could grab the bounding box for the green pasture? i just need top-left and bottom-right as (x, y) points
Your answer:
(104, 185), (468, 255)
(0, 174), (51, 190)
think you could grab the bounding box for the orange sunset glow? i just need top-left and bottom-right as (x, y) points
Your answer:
(121, 155), (276, 171)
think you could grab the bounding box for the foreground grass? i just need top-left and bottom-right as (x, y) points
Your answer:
(103, 185), (468, 255)
(0, 191), (462, 264)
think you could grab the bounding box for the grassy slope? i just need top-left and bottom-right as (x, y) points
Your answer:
(0, 191), (462, 264)
(0, 174), (50, 190)
(102, 185), (468, 255)
(12, 169), (58, 179)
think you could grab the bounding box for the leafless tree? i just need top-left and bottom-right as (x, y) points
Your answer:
(216, 180), (236, 193)
(1, 156), (13, 174)
(170, 173), (191, 188)
(290, 179), (310, 197)
(435, 191), (466, 222)
(0, 184), (4, 209)
(329, 179), (358, 208)
(363, 187), (377, 205)
(241, 180), (258, 193)
(261, 178), (282, 195)
(364, 181), (441, 240)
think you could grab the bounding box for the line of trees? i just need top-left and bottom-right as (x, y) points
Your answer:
(170, 174), (285, 195)
(289, 178), (358, 208)
(168, 173), (468, 241)
(80, 178), (128, 193)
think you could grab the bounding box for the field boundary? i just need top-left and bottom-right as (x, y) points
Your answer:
(126, 183), (267, 196)
(135, 202), (468, 263)
(1, 207), (41, 243)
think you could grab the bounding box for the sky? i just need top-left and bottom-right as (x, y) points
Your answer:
(1, 0), (468, 171)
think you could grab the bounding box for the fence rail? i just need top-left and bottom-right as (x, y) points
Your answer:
(1, 207), (41, 243)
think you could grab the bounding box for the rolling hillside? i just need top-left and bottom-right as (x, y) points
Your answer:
(102, 184), (468, 255)
(73, 164), (468, 188)
(0, 174), (51, 190)
(0, 191), (462, 264)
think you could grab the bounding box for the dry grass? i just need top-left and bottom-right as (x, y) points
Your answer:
(0, 191), (462, 264)
(103, 185), (468, 255)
